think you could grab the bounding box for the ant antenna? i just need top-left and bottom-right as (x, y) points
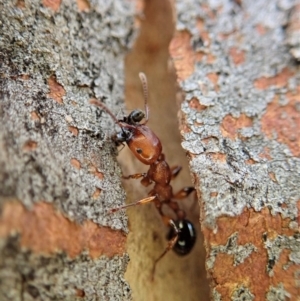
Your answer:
(139, 72), (149, 124)
(90, 99), (122, 128)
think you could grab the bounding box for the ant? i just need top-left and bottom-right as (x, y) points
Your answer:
(90, 73), (196, 277)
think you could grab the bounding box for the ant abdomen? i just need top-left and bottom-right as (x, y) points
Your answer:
(167, 219), (196, 256)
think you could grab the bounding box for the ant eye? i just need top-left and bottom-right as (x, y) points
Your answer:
(136, 148), (142, 154)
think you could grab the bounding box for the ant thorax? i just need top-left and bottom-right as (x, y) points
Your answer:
(117, 122), (162, 165)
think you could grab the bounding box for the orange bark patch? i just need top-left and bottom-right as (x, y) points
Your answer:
(189, 97), (207, 111)
(206, 53), (216, 64)
(68, 126), (79, 136)
(71, 158), (81, 169)
(207, 72), (219, 91)
(0, 201), (126, 258)
(89, 164), (104, 180)
(256, 24), (267, 35)
(229, 47), (245, 65)
(47, 75), (65, 104)
(75, 288), (85, 297)
(209, 152), (227, 163)
(261, 88), (300, 157)
(245, 158), (256, 165)
(30, 111), (40, 121)
(179, 122), (191, 135)
(42, 0), (61, 11)
(203, 208), (297, 300)
(92, 188), (102, 199)
(254, 68), (294, 90)
(201, 4), (217, 20)
(170, 28), (216, 81)
(23, 140), (38, 151)
(15, 0), (25, 8)
(169, 31), (195, 82)
(258, 146), (272, 161)
(20, 74), (29, 80)
(77, 0), (90, 11)
(221, 114), (253, 140)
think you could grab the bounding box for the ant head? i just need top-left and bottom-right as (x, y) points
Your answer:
(127, 109), (145, 125)
(115, 127), (133, 144)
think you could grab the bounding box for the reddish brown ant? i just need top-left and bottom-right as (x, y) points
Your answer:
(90, 73), (196, 277)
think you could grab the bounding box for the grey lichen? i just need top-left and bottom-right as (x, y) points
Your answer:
(207, 232), (257, 270)
(264, 233), (300, 275)
(266, 283), (291, 301)
(212, 288), (222, 301)
(231, 285), (254, 301)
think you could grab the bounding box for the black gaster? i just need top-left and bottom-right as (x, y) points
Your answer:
(167, 219), (196, 255)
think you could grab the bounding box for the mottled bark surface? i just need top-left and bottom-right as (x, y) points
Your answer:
(2, 0), (299, 300)
(170, 0), (300, 300)
(0, 0), (134, 300)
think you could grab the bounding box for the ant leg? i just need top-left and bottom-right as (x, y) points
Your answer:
(173, 187), (195, 199)
(122, 173), (152, 187)
(122, 173), (146, 180)
(117, 143), (126, 152)
(109, 196), (156, 213)
(173, 188), (199, 214)
(166, 200), (186, 220)
(170, 166), (182, 179)
(151, 219), (179, 280)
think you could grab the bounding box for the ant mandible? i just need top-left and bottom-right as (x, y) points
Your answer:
(90, 73), (196, 277)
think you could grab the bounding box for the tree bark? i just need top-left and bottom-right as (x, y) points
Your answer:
(2, 0), (300, 300)
(0, 0), (134, 300)
(170, 0), (300, 300)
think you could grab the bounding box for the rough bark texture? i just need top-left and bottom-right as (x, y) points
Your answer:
(170, 0), (300, 300)
(2, 0), (299, 300)
(0, 0), (134, 300)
